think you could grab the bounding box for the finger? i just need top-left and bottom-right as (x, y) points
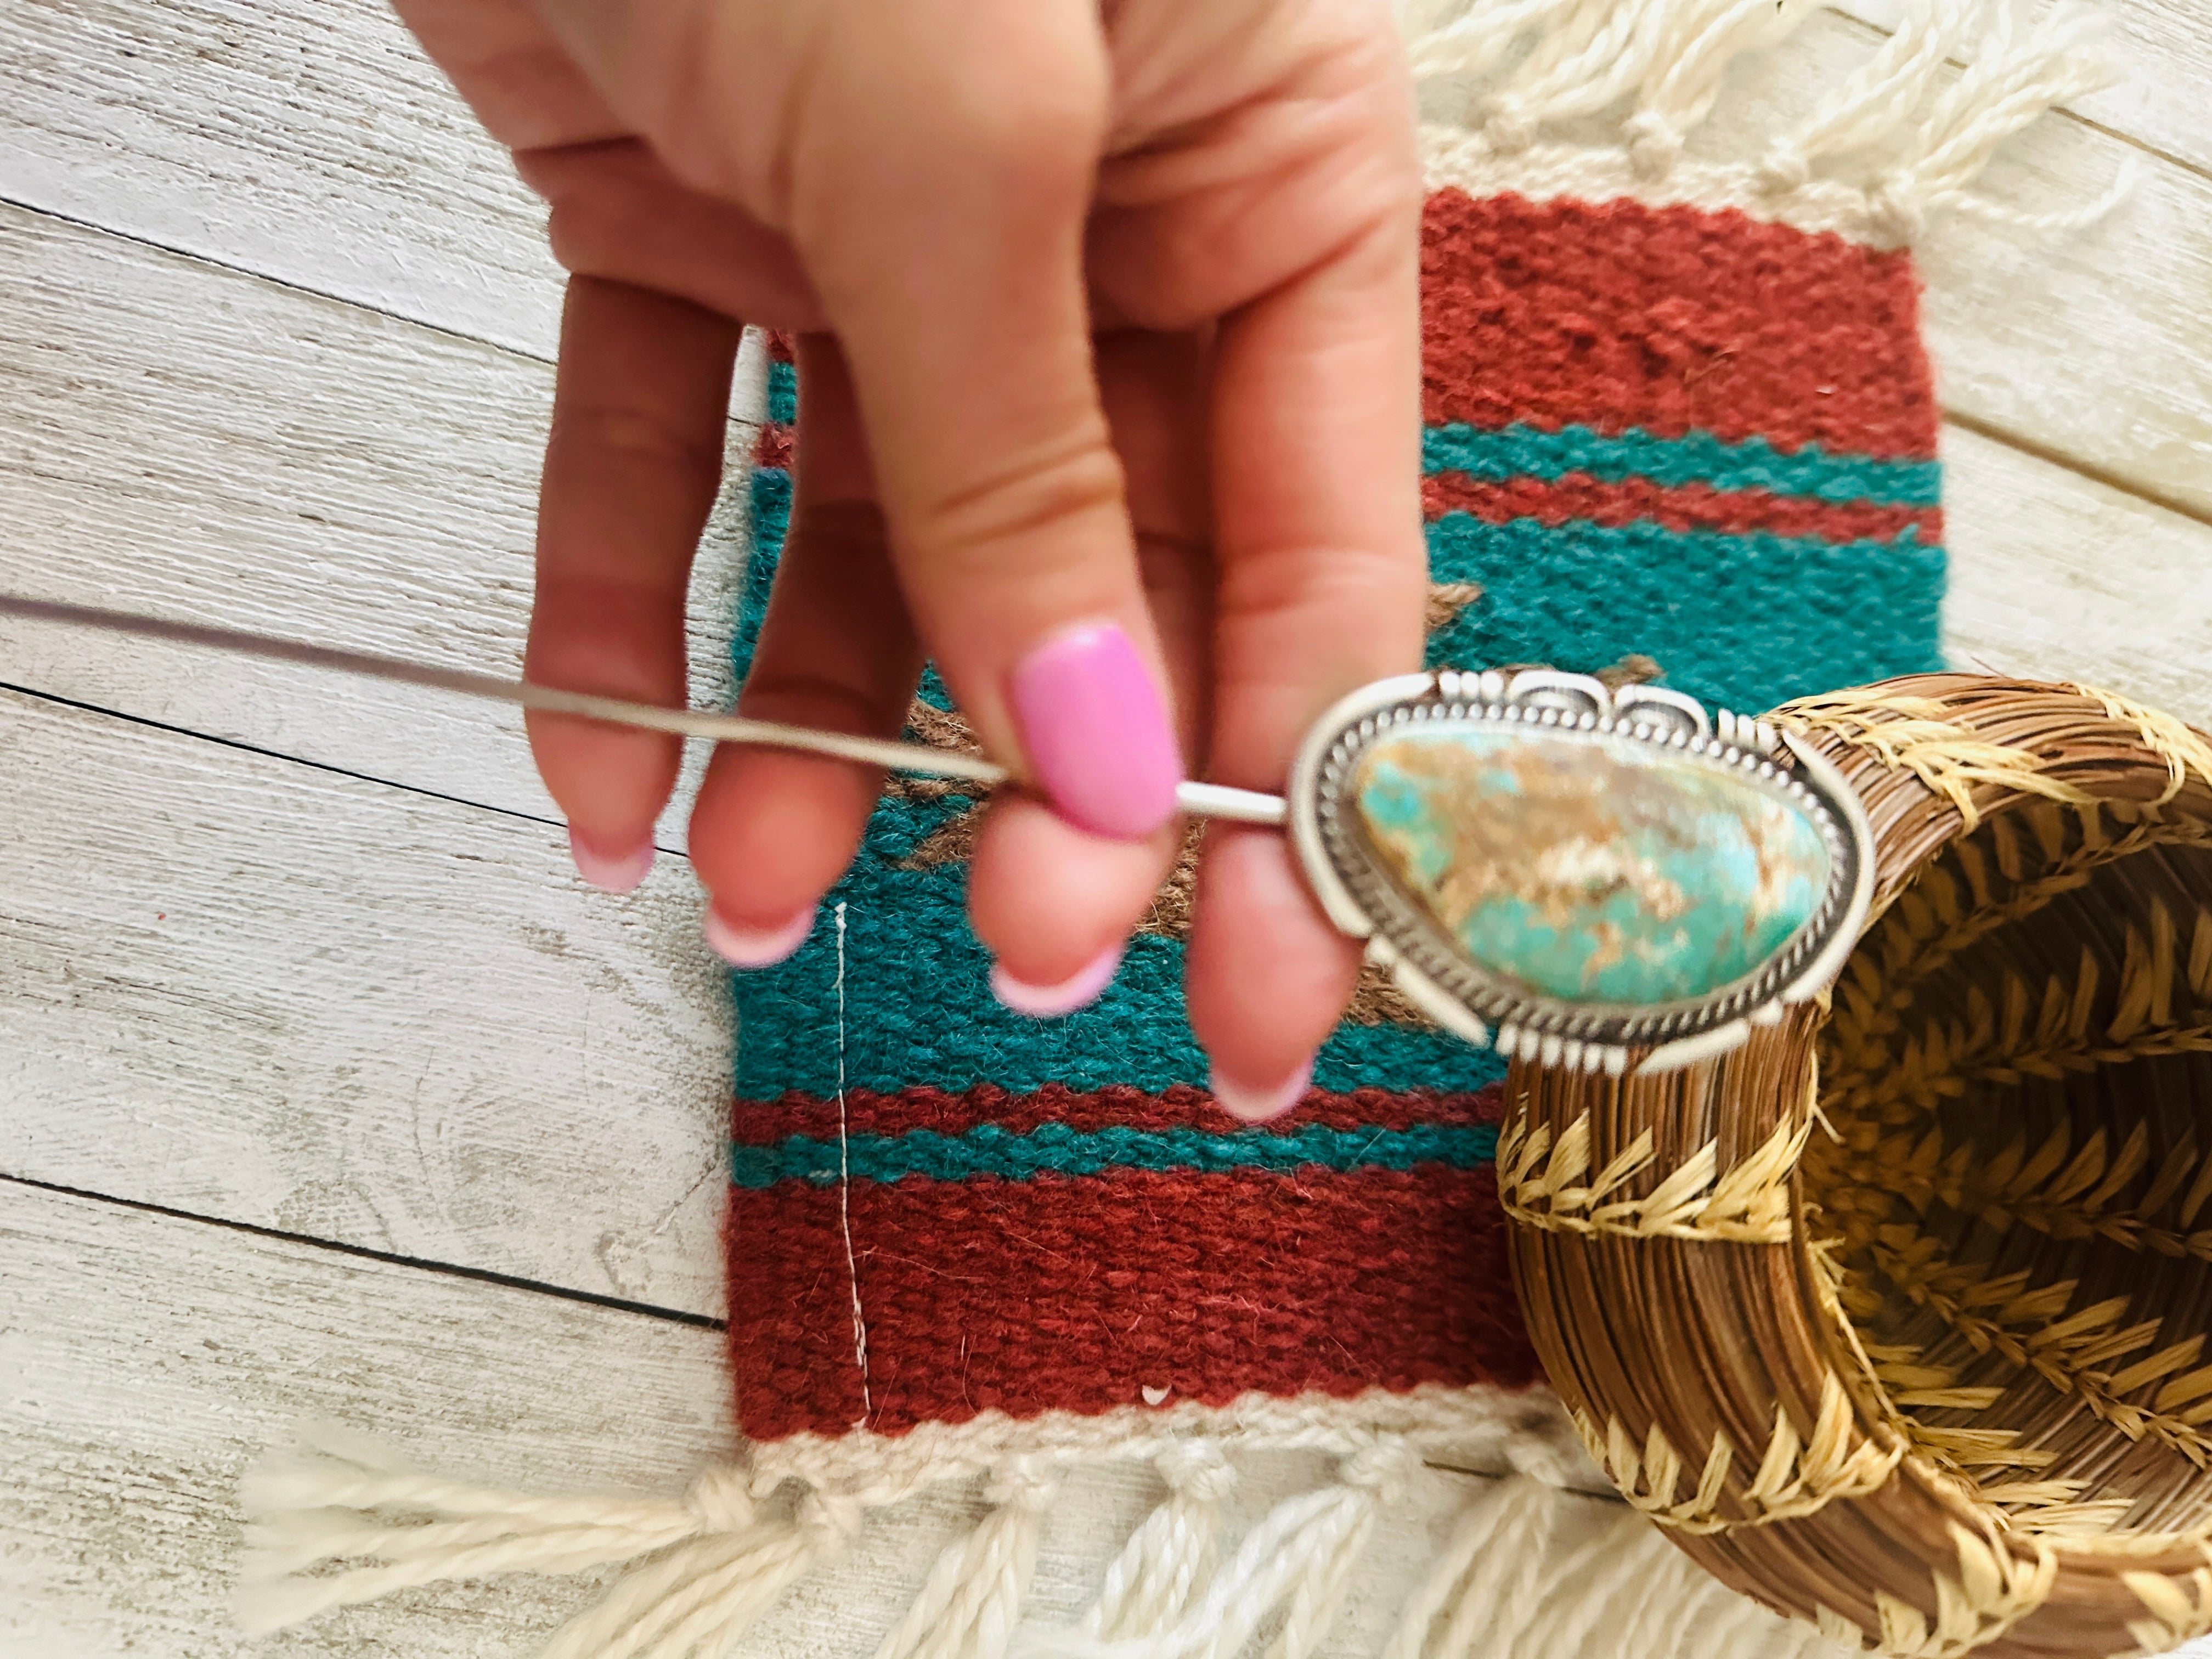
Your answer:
(528, 276), (741, 891)
(391, 0), (623, 150)
(533, 0), (1181, 840)
(1187, 164), (1428, 1114)
(689, 335), (922, 963)
(786, 2), (1189, 848)
(968, 329), (1212, 1009)
(517, 141), (823, 334)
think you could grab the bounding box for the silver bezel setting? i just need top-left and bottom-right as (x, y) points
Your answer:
(1287, 669), (1874, 1076)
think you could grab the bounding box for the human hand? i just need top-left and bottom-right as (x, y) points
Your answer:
(396, 0), (1428, 1116)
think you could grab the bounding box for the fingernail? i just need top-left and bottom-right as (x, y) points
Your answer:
(990, 945), (1124, 1018)
(1009, 623), (1182, 841)
(570, 826), (655, 895)
(1209, 1058), (1314, 1124)
(704, 905), (817, 968)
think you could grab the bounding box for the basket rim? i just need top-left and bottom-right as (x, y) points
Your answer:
(1505, 674), (2212, 1659)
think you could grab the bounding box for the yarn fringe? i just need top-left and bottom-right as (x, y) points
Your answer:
(1402, 0), (2128, 246)
(233, 1398), (1798, 1659)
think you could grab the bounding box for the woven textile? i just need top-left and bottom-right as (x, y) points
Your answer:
(726, 201), (1945, 1445)
(238, 4), (2113, 1653)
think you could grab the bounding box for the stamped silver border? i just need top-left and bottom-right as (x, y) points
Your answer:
(1288, 670), (1873, 1076)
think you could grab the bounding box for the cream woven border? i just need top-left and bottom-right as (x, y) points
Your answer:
(748, 1381), (1607, 1505)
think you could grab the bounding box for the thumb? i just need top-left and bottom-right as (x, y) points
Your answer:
(792, 0), (1184, 841)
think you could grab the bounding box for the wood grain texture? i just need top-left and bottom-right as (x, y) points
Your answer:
(0, 0), (562, 358)
(1842, 0), (2212, 177)
(1942, 422), (2212, 729)
(0, 1181), (735, 1658)
(3, 0), (2208, 523)
(1, 1180), (1675, 1659)
(0, 686), (735, 1317)
(0, 200), (760, 854)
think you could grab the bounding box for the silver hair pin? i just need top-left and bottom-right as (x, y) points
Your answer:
(2, 594), (1871, 1075)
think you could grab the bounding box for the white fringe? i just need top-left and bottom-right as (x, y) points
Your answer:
(1622, 0), (1816, 178)
(876, 1460), (1058, 1659)
(1402, 0), (2127, 246)
(1381, 1475), (1549, 1659)
(1016, 1438), (1423, 1659)
(1753, 0), (1978, 193)
(1079, 1444), (1238, 1642)
(234, 1402), (1845, 1659)
(234, 1423), (861, 1656)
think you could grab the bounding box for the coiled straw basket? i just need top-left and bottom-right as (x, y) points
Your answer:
(1504, 675), (2212, 1659)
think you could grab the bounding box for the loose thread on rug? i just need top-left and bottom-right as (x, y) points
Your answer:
(836, 899), (873, 1428)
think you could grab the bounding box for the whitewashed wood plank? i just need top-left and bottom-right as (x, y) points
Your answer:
(1839, 0), (2212, 178)
(0, 1181), (1663, 1659)
(1913, 155), (2212, 531)
(0, 685), (733, 1317)
(4, 0), (2209, 527)
(0, 200), (761, 854)
(0, 1182), (736, 1658)
(4, 151), (2207, 807)
(0, 0), (563, 358)
(1942, 422), (2212, 728)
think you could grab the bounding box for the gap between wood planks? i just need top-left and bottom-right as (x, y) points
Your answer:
(1947, 407), (2212, 533)
(1826, 4), (2212, 188)
(8, 30), (2206, 538)
(0, 1169), (725, 1331)
(0, 189), (562, 368)
(0, 675), (637, 844)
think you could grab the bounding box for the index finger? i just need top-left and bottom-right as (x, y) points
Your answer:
(1186, 63), (1429, 1113)
(787, 0), (1189, 843)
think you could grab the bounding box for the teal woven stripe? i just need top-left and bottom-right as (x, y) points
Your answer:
(730, 1120), (1497, 1187)
(741, 468), (791, 678)
(766, 359), (798, 426)
(729, 816), (1508, 1099)
(726, 492), (1939, 1102)
(1425, 516), (1945, 716)
(1421, 422), (1941, 506)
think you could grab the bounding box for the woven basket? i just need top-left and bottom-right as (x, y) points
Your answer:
(1504, 675), (2212, 1659)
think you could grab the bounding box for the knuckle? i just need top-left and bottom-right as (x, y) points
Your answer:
(911, 435), (1126, 572)
(926, 42), (1108, 180)
(738, 668), (898, 738)
(560, 400), (727, 476)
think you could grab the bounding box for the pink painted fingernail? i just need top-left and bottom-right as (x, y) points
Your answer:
(1009, 623), (1182, 841)
(704, 905), (817, 968)
(990, 945), (1124, 1018)
(1210, 1058), (1315, 1124)
(569, 826), (655, 895)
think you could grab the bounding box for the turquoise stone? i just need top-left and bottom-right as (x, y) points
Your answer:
(1354, 725), (1829, 1006)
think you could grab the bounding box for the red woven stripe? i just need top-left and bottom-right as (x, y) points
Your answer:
(732, 1081), (1503, 1145)
(725, 1164), (1537, 1439)
(1421, 190), (1936, 459)
(1421, 472), (1942, 542)
(756, 424), (793, 470)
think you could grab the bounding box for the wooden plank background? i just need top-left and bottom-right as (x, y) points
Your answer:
(2, 0), (2209, 1654)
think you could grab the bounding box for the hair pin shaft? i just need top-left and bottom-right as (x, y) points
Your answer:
(0, 594), (1287, 825)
